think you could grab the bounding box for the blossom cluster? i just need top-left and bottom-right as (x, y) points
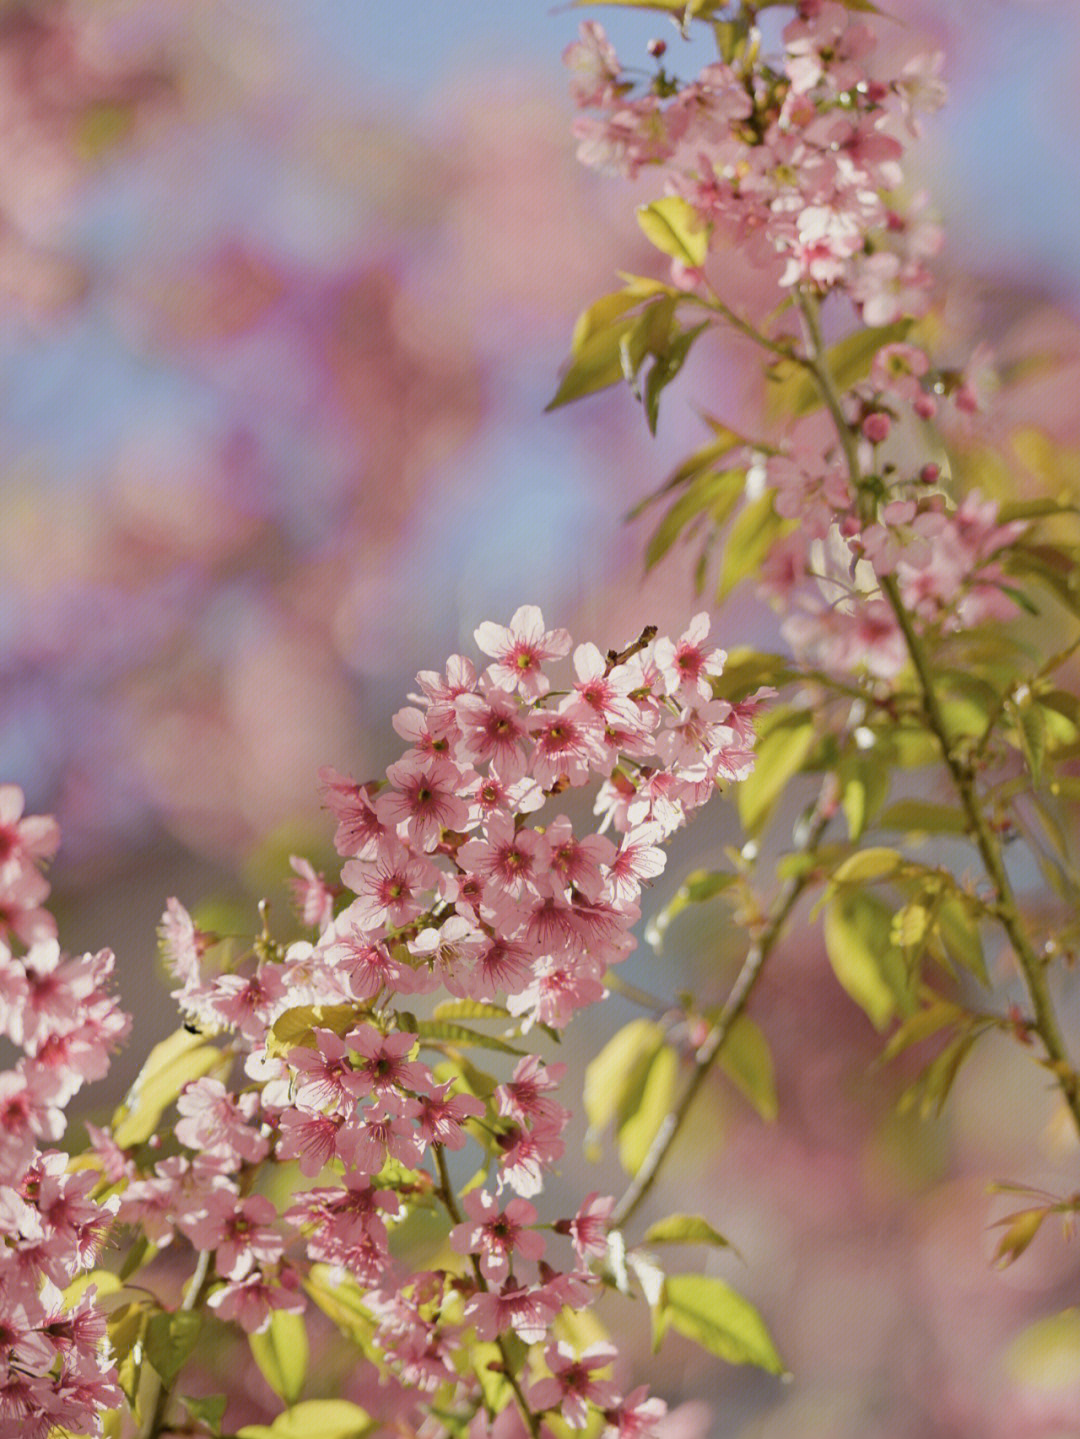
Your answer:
(567, 5), (1027, 682)
(95, 608), (760, 1436)
(566, 3), (945, 319)
(0, 787), (129, 1437)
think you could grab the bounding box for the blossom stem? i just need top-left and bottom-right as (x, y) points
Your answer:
(604, 970), (672, 1016)
(796, 290), (1080, 1138)
(139, 1248), (214, 1439)
(698, 285), (799, 362)
(431, 1145), (543, 1439)
(610, 803), (833, 1230)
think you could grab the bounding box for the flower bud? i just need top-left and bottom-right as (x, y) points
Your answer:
(862, 412), (891, 445)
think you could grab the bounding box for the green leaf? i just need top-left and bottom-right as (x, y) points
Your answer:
(737, 710), (816, 837)
(899, 1028), (979, 1118)
(183, 1394), (228, 1436)
(663, 1274), (786, 1374)
(718, 1015), (777, 1121)
(583, 1018), (665, 1141)
(108, 1301), (151, 1409)
(1017, 701), (1048, 783)
(883, 999), (962, 1061)
(824, 892), (912, 1030)
(716, 491), (790, 600)
(637, 196), (710, 267)
(146, 1308), (202, 1387)
(877, 800), (967, 837)
(617, 1041), (680, 1175)
(303, 1268), (376, 1350)
(937, 897), (989, 986)
(643, 320), (710, 434)
(767, 320), (912, 418)
(628, 434), (747, 522)
(830, 847), (904, 885)
(649, 868), (736, 952)
(415, 1019), (525, 1055)
(431, 999), (511, 1022)
(268, 1004), (361, 1058)
(840, 760), (890, 841)
(249, 1309), (308, 1405)
(710, 648), (795, 702)
(992, 1208), (1050, 1268)
(471, 1341), (514, 1418)
(547, 314), (649, 412)
(236, 1399), (372, 1439)
(644, 468), (745, 570)
(571, 289), (652, 353)
(643, 1214), (731, 1248)
(112, 1030), (228, 1148)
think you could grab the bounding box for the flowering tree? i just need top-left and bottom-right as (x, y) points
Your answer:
(4, 2), (1080, 1437)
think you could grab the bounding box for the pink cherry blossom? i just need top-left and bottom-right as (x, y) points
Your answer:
(475, 605), (571, 699)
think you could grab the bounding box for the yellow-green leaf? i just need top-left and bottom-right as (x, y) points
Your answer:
(415, 1019), (524, 1055)
(663, 1274), (786, 1374)
(718, 1015), (777, 1121)
(583, 1019), (665, 1141)
(716, 491), (791, 600)
(644, 468), (746, 570)
(249, 1308), (308, 1406)
(637, 196), (710, 267)
(824, 892), (912, 1030)
(146, 1309), (202, 1387)
(617, 1042), (680, 1176)
(878, 800), (967, 837)
(831, 847), (903, 885)
(112, 1030), (228, 1148)
(183, 1395), (227, 1435)
(643, 1214), (731, 1248)
(737, 710), (816, 837)
(236, 1399), (372, 1439)
(767, 320), (912, 419)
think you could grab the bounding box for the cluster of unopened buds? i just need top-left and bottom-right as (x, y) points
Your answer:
(2, 610), (762, 1437)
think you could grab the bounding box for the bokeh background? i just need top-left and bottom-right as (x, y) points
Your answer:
(3, 1), (1080, 1434)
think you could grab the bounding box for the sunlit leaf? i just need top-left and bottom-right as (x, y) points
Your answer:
(716, 491), (790, 599)
(146, 1309), (202, 1387)
(767, 320), (912, 419)
(824, 892), (912, 1029)
(236, 1399), (372, 1439)
(644, 468), (745, 569)
(250, 1309), (308, 1405)
(583, 1019), (666, 1162)
(637, 197), (710, 267)
(415, 1019), (524, 1055)
(877, 800), (967, 837)
(663, 1274), (786, 1374)
(718, 1015), (777, 1121)
(643, 1213), (731, 1248)
(112, 1030), (228, 1148)
(737, 709), (816, 837)
(617, 1041), (680, 1175)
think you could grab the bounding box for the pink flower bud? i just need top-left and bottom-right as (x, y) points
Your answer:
(919, 462), (940, 485)
(647, 38), (666, 58)
(862, 412), (891, 445)
(913, 392), (937, 420)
